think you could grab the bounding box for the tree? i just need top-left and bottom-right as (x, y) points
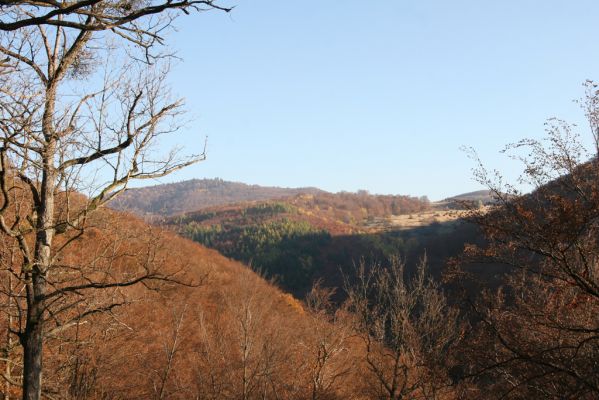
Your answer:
(344, 257), (461, 400)
(303, 281), (352, 400)
(0, 2), (229, 399)
(191, 269), (293, 400)
(456, 81), (599, 398)
(152, 305), (188, 400)
(0, 1), (231, 34)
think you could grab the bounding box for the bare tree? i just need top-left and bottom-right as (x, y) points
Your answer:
(152, 305), (187, 400)
(225, 274), (283, 400)
(192, 310), (229, 400)
(0, 3), (228, 399)
(303, 281), (352, 400)
(456, 82), (599, 399)
(344, 257), (460, 400)
(0, 245), (21, 400)
(0, 1), (232, 35)
(191, 270), (289, 400)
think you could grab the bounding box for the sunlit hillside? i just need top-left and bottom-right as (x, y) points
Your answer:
(1, 206), (419, 399)
(109, 178), (324, 218)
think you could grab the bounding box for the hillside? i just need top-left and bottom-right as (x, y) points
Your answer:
(0, 177), (491, 399)
(110, 180), (483, 299)
(109, 178), (324, 217)
(164, 191), (478, 297)
(0, 205), (388, 399)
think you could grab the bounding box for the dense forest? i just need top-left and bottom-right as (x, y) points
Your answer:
(167, 195), (474, 297)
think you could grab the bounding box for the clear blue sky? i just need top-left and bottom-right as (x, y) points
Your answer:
(155, 0), (599, 200)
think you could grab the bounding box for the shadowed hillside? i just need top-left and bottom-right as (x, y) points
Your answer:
(164, 194), (476, 298)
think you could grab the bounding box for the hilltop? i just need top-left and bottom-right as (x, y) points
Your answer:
(445, 189), (494, 203)
(109, 178), (324, 217)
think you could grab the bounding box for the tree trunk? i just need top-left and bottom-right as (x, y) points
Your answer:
(22, 259), (51, 400)
(22, 153), (55, 400)
(22, 300), (44, 400)
(5, 273), (14, 400)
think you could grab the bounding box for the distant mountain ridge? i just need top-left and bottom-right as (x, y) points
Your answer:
(109, 178), (325, 217)
(444, 190), (495, 203)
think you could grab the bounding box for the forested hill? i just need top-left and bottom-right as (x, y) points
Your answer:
(109, 178), (325, 217)
(163, 192), (468, 298)
(112, 179), (482, 298)
(170, 191), (433, 234)
(0, 201), (390, 398)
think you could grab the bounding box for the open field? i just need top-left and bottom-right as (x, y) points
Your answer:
(363, 205), (484, 231)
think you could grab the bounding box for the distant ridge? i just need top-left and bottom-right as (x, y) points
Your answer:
(109, 178), (325, 217)
(444, 190), (495, 203)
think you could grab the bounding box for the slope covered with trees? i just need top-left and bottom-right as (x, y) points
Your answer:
(0, 205), (467, 399)
(164, 192), (475, 298)
(109, 179), (325, 218)
(451, 112), (599, 398)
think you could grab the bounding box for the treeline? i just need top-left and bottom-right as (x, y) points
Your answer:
(110, 179), (323, 217)
(174, 191), (433, 233)
(288, 191), (431, 224)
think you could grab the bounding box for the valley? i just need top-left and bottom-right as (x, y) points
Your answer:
(1, 2), (597, 399)
(112, 180), (490, 298)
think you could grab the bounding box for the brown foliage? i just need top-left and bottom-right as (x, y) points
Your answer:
(0, 205), (472, 399)
(455, 84), (599, 399)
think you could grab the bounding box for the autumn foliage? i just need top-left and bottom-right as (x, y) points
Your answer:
(454, 96), (599, 399)
(0, 204), (466, 399)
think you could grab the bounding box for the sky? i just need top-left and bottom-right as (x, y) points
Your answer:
(152, 1), (599, 200)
